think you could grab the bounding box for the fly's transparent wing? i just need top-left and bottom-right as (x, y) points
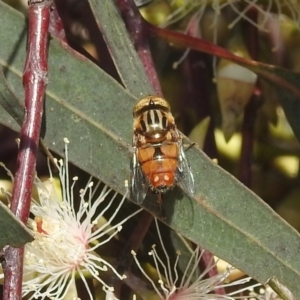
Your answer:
(177, 146), (195, 196)
(131, 151), (149, 204)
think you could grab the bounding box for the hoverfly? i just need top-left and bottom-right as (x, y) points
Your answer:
(131, 96), (195, 204)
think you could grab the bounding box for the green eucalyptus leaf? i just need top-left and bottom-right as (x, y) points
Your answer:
(87, 0), (154, 96)
(0, 66), (24, 126)
(0, 201), (33, 249)
(0, 2), (300, 298)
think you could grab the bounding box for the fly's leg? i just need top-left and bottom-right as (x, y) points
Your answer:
(157, 192), (163, 206)
(156, 192), (166, 219)
(184, 142), (196, 152)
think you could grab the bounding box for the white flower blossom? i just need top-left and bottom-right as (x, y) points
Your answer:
(132, 218), (261, 300)
(160, 0), (300, 70)
(20, 138), (142, 300)
(249, 281), (295, 300)
(162, 1), (300, 32)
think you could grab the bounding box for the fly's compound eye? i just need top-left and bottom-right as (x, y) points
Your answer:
(133, 96), (171, 117)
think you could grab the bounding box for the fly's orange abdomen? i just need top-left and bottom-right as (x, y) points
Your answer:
(137, 146), (155, 163)
(141, 158), (177, 188)
(137, 142), (179, 189)
(160, 143), (179, 158)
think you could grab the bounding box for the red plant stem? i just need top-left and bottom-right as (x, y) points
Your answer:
(199, 250), (226, 295)
(117, 210), (153, 271)
(116, 0), (163, 96)
(147, 22), (256, 66)
(181, 51), (218, 158)
(238, 93), (260, 187)
(238, 6), (260, 187)
(3, 1), (51, 299)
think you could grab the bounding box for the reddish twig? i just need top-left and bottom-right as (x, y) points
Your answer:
(117, 210), (153, 271)
(238, 7), (260, 187)
(3, 1), (51, 299)
(238, 93), (260, 187)
(180, 51), (218, 158)
(199, 249), (226, 295)
(116, 0), (163, 96)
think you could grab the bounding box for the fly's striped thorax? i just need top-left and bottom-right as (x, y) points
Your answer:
(139, 109), (168, 133)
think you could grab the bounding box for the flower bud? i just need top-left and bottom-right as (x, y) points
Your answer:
(216, 33), (257, 141)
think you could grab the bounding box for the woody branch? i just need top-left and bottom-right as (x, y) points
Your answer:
(3, 1), (51, 299)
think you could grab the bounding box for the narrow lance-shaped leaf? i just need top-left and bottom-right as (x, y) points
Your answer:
(0, 202), (33, 249)
(0, 67), (24, 126)
(87, 0), (154, 97)
(1, 3), (300, 297)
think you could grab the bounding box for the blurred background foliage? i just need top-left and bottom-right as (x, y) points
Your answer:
(1, 0), (300, 299)
(135, 0), (300, 231)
